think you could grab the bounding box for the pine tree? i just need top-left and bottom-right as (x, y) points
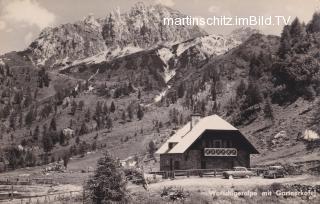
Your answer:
(290, 17), (304, 38)
(49, 117), (57, 131)
(79, 122), (88, 135)
(9, 112), (17, 130)
(127, 104), (133, 121)
(59, 130), (66, 145)
(70, 100), (77, 115)
(106, 116), (113, 130)
(236, 79), (246, 99)
(44, 72), (50, 87)
(121, 111), (126, 122)
(78, 100), (84, 111)
(177, 83), (185, 98)
(245, 81), (262, 107)
(102, 103), (109, 115)
(85, 108), (91, 122)
(137, 105), (144, 120)
(43, 131), (53, 153)
(110, 101), (116, 113)
(86, 152), (127, 203)
(210, 83), (217, 101)
(307, 12), (320, 33)
(18, 111), (23, 128)
(264, 100), (274, 122)
(278, 25), (291, 59)
(25, 108), (34, 126)
(249, 55), (262, 78)
(33, 126), (39, 141)
(24, 87), (33, 107)
(62, 151), (70, 169)
(95, 101), (102, 118)
(148, 141), (156, 157)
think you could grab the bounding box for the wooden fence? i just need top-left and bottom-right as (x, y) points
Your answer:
(0, 178), (53, 186)
(149, 168), (267, 179)
(0, 190), (83, 204)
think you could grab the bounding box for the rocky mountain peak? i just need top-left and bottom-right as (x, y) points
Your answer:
(229, 27), (260, 42)
(25, 2), (206, 68)
(83, 13), (101, 28)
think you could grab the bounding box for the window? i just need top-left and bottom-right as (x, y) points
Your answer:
(205, 139), (212, 148)
(212, 140), (222, 148)
(184, 152), (189, 161)
(222, 140), (228, 148)
(174, 161), (180, 170)
(168, 142), (177, 150)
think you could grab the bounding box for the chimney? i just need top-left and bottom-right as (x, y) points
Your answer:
(190, 113), (201, 130)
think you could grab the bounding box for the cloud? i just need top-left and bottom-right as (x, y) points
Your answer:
(208, 5), (231, 16)
(2, 0), (56, 30)
(155, 0), (175, 7)
(208, 6), (221, 14)
(24, 32), (34, 45)
(0, 21), (7, 30)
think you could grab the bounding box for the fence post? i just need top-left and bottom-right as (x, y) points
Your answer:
(10, 184), (13, 200)
(83, 189), (85, 204)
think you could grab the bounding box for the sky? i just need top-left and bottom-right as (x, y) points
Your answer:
(0, 0), (319, 54)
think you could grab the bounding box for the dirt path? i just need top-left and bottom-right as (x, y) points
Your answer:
(143, 175), (320, 192)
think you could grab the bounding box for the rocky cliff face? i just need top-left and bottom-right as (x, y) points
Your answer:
(27, 15), (106, 67)
(26, 2), (206, 68)
(61, 33), (241, 92)
(228, 27), (260, 42)
(102, 3), (206, 49)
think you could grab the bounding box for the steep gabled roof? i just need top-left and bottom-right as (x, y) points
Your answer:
(156, 114), (259, 154)
(156, 121), (191, 154)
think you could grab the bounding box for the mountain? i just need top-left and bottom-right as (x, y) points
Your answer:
(60, 34), (241, 96)
(24, 2), (206, 68)
(228, 27), (260, 42)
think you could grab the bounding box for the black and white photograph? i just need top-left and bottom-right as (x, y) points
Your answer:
(0, 0), (319, 203)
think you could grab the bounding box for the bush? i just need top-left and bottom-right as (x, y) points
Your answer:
(123, 168), (145, 185)
(160, 186), (189, 201)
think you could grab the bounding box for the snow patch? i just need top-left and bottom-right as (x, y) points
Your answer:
(88, 68), (100, 81)
(59, 46), (143, 71)
(37, 58), (47, 66)
(157, 47), (174, 65)
(154, 85), (171, 102)
(0, 59), (4, 66)
(303, 129), (319, 141)
(163, 67), (176, 83)
(175, 34), (240, 57)
(157, 47), (176, 83)
(176, 43), (192, 56)
(88, 85), (94, 92)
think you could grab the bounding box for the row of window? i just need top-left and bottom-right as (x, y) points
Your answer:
(202, 139), (233, 148)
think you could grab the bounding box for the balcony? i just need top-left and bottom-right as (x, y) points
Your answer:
(204, 148), (237, 156)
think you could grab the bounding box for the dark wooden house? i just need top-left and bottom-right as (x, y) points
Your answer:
(156, 114), (259, 171)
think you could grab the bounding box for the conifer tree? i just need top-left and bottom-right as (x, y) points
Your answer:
(137, 105), (144, 120)
(278, 25), (292, 59)
(86, 152), (127, 203)
(110, 101), (116, 113)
